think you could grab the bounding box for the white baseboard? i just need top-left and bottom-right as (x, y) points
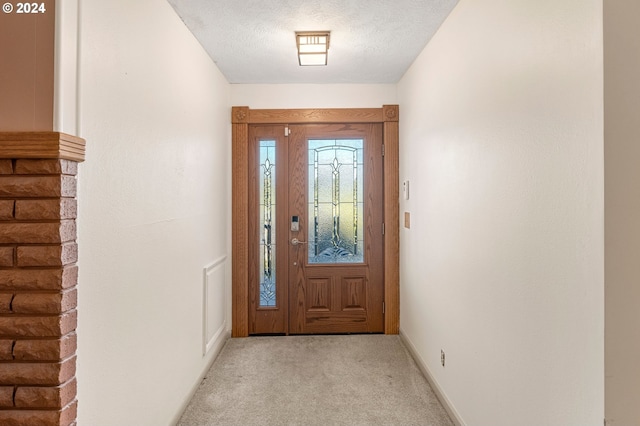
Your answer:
(399, 330), (466, 426)
(171, 330), (230, 426)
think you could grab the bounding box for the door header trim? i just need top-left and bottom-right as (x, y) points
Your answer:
(232, 106), (399, 125)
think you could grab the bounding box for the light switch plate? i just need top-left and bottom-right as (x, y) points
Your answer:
(403, 180), (410, 200)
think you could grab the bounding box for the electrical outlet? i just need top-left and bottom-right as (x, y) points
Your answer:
(441, 350), (445, 367)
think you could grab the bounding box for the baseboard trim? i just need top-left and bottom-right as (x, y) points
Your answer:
(399, 330), (466, 426)
(171, 330), (231, 426)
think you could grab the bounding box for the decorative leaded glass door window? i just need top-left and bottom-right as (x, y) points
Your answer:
(308, 139), (364, 264)
(259, 140), (276, 306)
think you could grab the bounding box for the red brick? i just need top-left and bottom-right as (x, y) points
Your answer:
(0, 293), (13, 313)
(15, 199), (77, 220)
(0, 246), (14, 266)
(0, 221), (76, 244)
(0, 355), (76, 386)
(15, 378), (76, 409)
(0, 267), (77, 291)
(0, 200), (14, 220)
(17, 243), (78, 267)
(0, 339), (13, 360)
(0, 310), (77, 338)
(11, 289), (77, 315)
(0, 175), (76, 198)
(0, 386), (13, 408)
(0, 399), (77, 426)
(14, 159), (78, 176)
(0, 159), (13, 174)
(62, 399), (79, 426)
(13, 333), (77, 362)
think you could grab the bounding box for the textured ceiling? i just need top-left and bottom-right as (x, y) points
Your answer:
(166, 0), (459, 84)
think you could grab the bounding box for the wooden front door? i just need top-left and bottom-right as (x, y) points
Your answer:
(288, 123), (384, 333)
(248, 123), (384, 334)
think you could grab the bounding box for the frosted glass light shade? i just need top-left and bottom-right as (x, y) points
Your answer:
(296, 32), (330, 66)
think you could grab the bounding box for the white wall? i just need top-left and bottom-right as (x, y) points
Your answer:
(76, 0), (230, 424)
(604, 1), (640, 425)
(397, 1), (603, 425)
(231, 84), (397, 109)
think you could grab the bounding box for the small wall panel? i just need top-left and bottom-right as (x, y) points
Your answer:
(203, 256), (227, 356)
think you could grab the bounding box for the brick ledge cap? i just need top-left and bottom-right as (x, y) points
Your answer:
(0, 133), (85, 163)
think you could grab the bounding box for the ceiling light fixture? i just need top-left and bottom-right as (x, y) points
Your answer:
(296, 31), (330, 66)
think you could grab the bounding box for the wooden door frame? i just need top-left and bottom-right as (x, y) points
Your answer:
(232, 105), (400, 337)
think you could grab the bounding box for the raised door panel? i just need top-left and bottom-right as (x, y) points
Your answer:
(341, 276), (367, 312)
(306, 278), (331, 312)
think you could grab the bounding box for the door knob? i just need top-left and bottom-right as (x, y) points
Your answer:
(291, 238), (307, 246)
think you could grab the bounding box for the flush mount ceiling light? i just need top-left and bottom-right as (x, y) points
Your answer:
(296, 31), (330, 66)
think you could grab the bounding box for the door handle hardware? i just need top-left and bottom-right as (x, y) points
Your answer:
(291, 238), (308, 246)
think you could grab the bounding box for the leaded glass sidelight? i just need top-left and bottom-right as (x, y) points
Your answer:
(259, 140), (276, 307)
(308, 139), (364, 264)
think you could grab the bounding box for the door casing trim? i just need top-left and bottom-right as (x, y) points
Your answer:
(232, 106), (400, 336)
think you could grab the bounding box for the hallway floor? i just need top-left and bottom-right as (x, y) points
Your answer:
(178, 335), (454, 425)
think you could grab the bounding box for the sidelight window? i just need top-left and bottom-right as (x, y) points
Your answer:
(259, 140), (276, 307)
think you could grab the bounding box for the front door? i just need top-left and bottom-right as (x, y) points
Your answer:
(249, 123), (384, 334)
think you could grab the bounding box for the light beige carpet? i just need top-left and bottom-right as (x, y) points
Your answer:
(178, 335), (454, 426)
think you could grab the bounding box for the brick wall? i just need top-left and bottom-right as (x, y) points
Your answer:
(0, 157), (80, 426)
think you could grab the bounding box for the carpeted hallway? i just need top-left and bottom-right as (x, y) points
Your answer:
(178, 335), (454, 425)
